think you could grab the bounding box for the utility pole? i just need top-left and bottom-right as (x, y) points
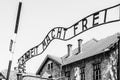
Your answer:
(6, 1), (22, 80)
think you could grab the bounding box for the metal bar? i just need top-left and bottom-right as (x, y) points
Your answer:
(6, 1), (22, 80)
(14, 2), (22, 34)
(6, 60), (12, 80)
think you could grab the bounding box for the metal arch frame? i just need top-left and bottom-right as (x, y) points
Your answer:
(18, 3), (120, 74)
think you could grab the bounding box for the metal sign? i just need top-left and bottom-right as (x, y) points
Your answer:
(18, 3), (120, 68)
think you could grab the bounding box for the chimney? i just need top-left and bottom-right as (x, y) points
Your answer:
(78, 39), (83, 54)
(67, 44), (72, 57)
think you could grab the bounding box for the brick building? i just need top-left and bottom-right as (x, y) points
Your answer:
(36, 33), (120, 80)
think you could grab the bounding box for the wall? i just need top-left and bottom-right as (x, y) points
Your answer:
(40, 59), (61, 79)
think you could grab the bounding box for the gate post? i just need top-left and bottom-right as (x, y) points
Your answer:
(17, 73), (22, 80)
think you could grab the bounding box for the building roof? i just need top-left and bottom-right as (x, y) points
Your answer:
(62, 33), (120, 65)
(47, 55), (62, 64)
(36, 54), (62, 75)
(62, 38), (98, 59)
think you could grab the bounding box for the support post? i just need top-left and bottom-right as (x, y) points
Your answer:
(117, 36), (120, 80)
(17, 73), (22, 80)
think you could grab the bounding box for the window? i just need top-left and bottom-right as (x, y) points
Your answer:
(65, 71), (70, 77)
(93, 63), (101, 80)
(80, 67), (85, 80)
(65, 71), (70, 80)
(48, 64), (50, 70)
(48, 62), (53, 70)
(51, 63), (53, 70)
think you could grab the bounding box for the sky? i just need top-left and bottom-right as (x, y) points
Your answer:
(0, 0), (120, 73)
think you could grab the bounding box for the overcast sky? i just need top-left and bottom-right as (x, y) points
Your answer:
(0, 0), (120, 73)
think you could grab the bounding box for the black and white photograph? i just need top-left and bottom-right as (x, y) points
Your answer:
(0, 0), (120, 80)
